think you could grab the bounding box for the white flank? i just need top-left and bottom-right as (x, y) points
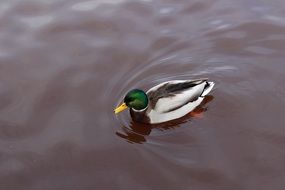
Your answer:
(145, 79), (215, 124)
(154, 82), (206, 113)
(148, 97), (204, 124)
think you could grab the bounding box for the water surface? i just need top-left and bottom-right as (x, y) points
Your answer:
(1, 0), (285, 189)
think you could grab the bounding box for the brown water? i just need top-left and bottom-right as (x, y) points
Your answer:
(1, 0), (285, 189)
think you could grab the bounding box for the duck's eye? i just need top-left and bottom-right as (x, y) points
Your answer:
(124, 96), (133, 103)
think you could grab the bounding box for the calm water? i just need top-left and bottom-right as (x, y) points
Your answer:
(1, 0), (285, 189)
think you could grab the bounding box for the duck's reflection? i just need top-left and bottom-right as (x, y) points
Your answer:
(116, 95), (214, 144)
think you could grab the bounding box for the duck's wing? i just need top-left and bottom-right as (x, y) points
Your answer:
(147, 79), (214, 113)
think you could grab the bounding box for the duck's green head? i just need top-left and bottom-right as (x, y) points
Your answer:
(114, 89), (148, 114)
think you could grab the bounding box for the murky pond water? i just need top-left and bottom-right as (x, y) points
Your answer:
(1, 0), (285, 189)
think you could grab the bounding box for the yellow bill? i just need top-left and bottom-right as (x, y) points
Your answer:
(114, 103), (128, 114)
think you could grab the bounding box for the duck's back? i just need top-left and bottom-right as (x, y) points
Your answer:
(145, 79), (214, 124)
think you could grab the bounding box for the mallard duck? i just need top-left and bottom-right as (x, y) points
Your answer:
(114, 79), (215, 124)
